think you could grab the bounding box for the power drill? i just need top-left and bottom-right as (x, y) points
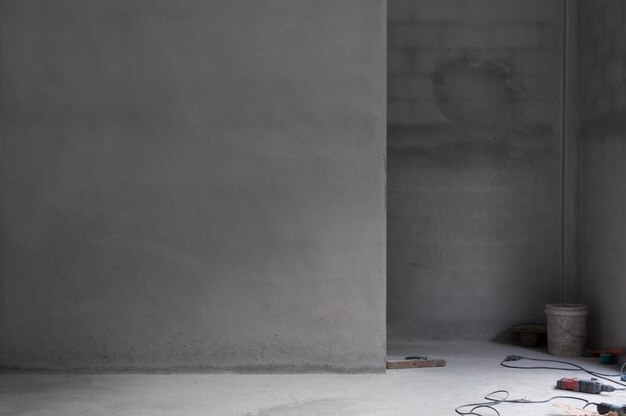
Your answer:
(556, 377), (617, 393)
(597, 402), (626, 416)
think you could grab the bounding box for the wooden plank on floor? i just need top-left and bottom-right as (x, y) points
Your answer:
(386, 358), (446, 370)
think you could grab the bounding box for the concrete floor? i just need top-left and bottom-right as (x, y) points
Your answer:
(1, 341), (623, 415)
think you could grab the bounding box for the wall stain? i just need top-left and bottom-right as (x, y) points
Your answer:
(432, 55), (529, 128)
(387, 123), (557, 169)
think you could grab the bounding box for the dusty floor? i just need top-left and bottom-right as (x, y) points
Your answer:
(1, 341), (623, 415)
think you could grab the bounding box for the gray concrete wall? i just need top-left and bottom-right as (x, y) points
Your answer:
(0, 0), (387, 371)
(563, 0), (581, 305)
(387, 0), (565, 340)
(579, 0), (626, 347)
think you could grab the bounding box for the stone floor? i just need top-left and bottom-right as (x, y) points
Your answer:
(1, 341), (623, 415)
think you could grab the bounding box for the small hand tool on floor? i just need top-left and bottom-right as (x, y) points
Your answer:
(596, 402), (626, 416)
(386, 355), (446, 369)
(556, 377), (617, 393)
(586, 348), (625, 357)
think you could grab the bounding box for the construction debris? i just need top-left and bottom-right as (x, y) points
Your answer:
(553, 402), (618, 416)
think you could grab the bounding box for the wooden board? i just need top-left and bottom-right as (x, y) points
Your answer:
(386, 358), (446, 370)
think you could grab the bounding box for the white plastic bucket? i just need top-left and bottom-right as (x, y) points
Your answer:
(544, 303), (589, 356)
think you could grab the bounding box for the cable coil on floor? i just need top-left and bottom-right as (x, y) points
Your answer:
(455, 355), (626, 416)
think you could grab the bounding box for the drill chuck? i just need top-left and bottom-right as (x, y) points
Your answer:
(556, 377), (616, 394)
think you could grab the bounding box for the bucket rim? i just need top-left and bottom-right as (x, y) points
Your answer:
(545, 303), (589, 315)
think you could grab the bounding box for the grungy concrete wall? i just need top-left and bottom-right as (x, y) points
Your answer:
(579, 0), (626, 347)
(387, 0), (564, 340)
(0, 0), (387, 371)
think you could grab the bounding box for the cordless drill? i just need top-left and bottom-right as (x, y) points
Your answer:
(556, 377), (617, 393)
(597, 402), (626, 416)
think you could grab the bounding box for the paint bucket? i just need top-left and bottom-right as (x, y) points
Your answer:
(545, 304), (589, 356)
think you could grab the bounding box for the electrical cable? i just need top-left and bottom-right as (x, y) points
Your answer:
(456, 355), (626, 416)
(455, 389), (592, 416)
(501, 355), (626, 388)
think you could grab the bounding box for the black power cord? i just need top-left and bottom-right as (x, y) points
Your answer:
(455, 389), (594, 416)
(456, 355), (626, 416)
(501, 355), (626, 389)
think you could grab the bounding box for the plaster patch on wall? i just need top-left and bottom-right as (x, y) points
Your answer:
(386, 54), (556, 168)
(432, 55), (529, 128)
